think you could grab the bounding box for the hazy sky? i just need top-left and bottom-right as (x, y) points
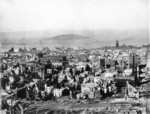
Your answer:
(0, 0), (149, 32)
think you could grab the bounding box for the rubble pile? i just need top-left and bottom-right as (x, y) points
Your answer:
(1, 46), (150, 114)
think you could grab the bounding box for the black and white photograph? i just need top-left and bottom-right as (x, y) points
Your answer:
(0, 0), (150, 114)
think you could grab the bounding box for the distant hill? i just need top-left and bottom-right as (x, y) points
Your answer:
(45, 34), (90, 40)
(0, 29), (149, 49)
(42, 34), (91, 48)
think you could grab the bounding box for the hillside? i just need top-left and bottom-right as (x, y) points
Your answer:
(45, 34), (90, 40)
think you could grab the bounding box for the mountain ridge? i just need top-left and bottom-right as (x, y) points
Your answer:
(45, 34), (90, 40)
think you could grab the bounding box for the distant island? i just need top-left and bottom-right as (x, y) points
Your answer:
(45, 34), (90, 41)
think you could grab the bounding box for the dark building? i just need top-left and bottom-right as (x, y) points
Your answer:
(129, 54), (140, 68)
(44, 61), (52, 75)
(100, 58), (106, 69)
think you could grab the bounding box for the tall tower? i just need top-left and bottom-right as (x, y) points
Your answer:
(116, 39), (119, 47)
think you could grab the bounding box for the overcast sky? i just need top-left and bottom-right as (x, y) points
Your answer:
(0, 0), (149, 32)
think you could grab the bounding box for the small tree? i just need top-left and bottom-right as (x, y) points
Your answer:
(9, 47), (14, 52)
(19, 48), (23, 52)
(85, 64), (91, 72)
